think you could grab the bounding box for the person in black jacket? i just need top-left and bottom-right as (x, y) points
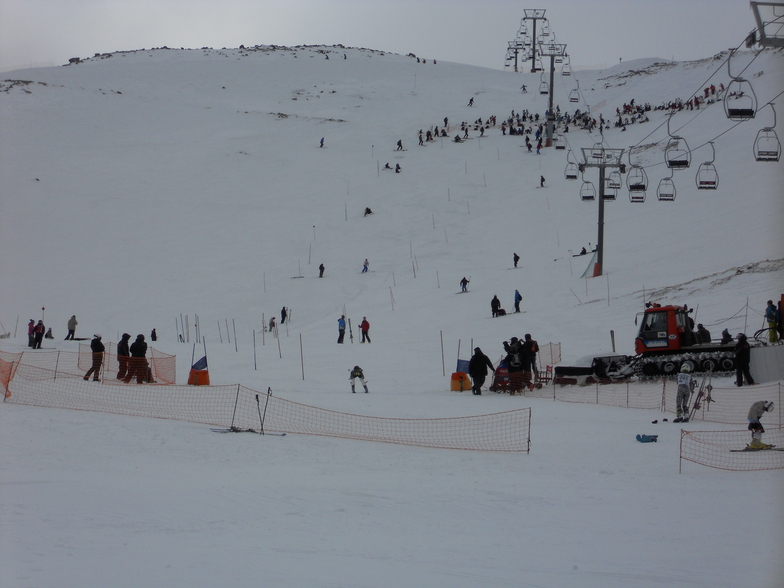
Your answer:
(468, 347), (495, 395)
(83, 334), (105, 381)
(491, 295), (501, 317)
(124, 334), (148, 384)
(734, 333), (754, 386)
(116, 333), (131, 380)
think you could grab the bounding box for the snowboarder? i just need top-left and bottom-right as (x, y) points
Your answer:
(734, 333), (754, 386)
(747, 400), (775, 449)
(674, 364), (694, 422)
(124, 334), (148, 384)
(468, 347), (495, 395)
(116, 333), (131, 380)
(363, 208), (373, 217)
(460, 277), (469, 292)
(514, 289), (522, 313)
(319, 263), (325, 278)
(513, 252), (520, 268)
(349, 365), (369, 393)
(337, 315), (346, 344)
(362, 259), (369, 273)
(540, 175), (545, 187)
(83, 334), (105, 381)
(65, 315), (77, 340)
(491, 295), (501, 317)
(360, 317), (371, 343)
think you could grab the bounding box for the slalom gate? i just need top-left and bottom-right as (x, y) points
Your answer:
(0, 349), (531, 453)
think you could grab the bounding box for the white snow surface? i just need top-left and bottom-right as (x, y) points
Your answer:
(1, 45), (783, 587)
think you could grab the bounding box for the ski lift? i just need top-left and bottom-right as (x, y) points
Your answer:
(580, 178), (596, 201)
(569, 88), (580, 103)
(602, 184), (618, 201)
(555, 54), (563, 64)
(724, 49), (758, 121)
(590, 140), (605, 160)
(540, 21), (550, 37)
(754, 103), (781, 162)
(539, 72), (549, 95)
(627, 147), (648, 202)
(695, 142), (719, 190)
(565, 162), (579, 180)
(561, 63), (572, 76)
(535, 58), (543, 70)
(554, 129), (566, 150)
(664, 113), (691, 169)
(657, 171), (676, 202)
(606, 170), (622, 190)
(523, 35), (532, 47)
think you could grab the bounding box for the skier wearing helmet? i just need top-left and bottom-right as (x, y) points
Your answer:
(674, 363), (694, 423)
(747, 400), (775, 450)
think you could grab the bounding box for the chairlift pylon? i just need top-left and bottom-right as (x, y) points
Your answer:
(695, 142), (719, 190)
(724, 48), (758, 121)
(754, 103), (781, 162)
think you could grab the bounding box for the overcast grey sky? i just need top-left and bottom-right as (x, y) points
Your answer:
(0, 1), (757, 72)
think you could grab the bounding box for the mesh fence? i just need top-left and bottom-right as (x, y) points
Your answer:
(680, 428), (784, 471)
(1, 353), (531, 452)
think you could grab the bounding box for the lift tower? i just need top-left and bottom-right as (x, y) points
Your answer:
(522, 9), (547, 72)
(538, 41), (567, 147)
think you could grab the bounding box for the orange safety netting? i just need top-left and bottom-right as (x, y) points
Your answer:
(680, 428), (784, 471)
(1, 353), (531, 452)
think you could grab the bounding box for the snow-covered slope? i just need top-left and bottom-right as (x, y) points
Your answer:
(1, 45), (783, 588)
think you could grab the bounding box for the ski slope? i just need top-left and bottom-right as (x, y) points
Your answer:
(1, 43), (782, 587)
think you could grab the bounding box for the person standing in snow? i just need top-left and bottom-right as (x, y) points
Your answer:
(764, 300), (778, 342)
(281, 306), (288, 324)
(124, 334), (148, 384)
(319, 263), (325, 278)
(734, 333), (754, 386)
(349, 365), (369, 393)
(491, 295), (501, 317)
(674, 364), (694, 422)
(337, 315), (346, 344)
(396, 140), (403, 151)
(65, 315), (78, 340)
(514, 289), (522, 313)
(460, 277), (469, 292)
(320, 137), (324, 148)
(83, 334), (105, 382)
(150, 328), (157, 341)
(540, 175), (545, 187)
(116, 332), (131, 380)
(362, 259), (369, 273)
(468, 347), (495, 395)
(513, 252), (520, 268)
(747, 400), (775, 449)
(33, 320), (45, 349)
(360, 317), (371, 343)
(468, 97), (474, 107)
(27, 319), (35, 347)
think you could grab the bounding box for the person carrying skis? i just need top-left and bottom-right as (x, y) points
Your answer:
(491, 295), (501, 317)
(349, 365), (369, 393)
(674, 364), (694, 422)
(337, 315), (346, 344)
(83, 334), (105, 381)
(514, 290), (522, 313)
(460, 277), (469, 292)
(747, 400), (775, 449)
(360, 317), (371, 343)
(468, 347), (495, 395)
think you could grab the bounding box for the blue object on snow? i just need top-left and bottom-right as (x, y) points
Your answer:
(636, 434), (658, 443)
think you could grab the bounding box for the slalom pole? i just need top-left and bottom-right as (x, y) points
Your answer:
(230, 384), (241, 430)
(233, 319), (238, 352)
(259, 387), (272, 435)
(255, 394), (263, 435)
(253, 330), (257, 370)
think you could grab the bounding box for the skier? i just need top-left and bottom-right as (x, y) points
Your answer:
(491, 295), (501, 317)
(513, 252), (520, 268)
(65, 315), (78, 340)
(116, 332), (131, 380)
(396, 140), (403, 151)
(395, 163), (401, 173)
(319, 263), (325, 278)
(674, 364), (694, 422)
(460, 277), (469, 292)
(520, 334), (538, 388)
(746, 400), (775, 449)
(337, 315), (346, 344)
(540, 175), (545, 187)
(268, 316), (277, 336)
(734, 333), (755, 386)
(360, 317), (371, 343)
(362, 259), (369, 273)
(83, 334), (105, 382)
(320, 137), (324, 148)
(514, 289), (522, 313)
(468, 97), (474, 106)
(468, 347), (495, 395)
(349, 365), (369, 393)
(281, 306), (288, 324)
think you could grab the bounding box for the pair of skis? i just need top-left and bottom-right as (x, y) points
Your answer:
(674, 370), (714, 423)
(210, 388), (286, 436)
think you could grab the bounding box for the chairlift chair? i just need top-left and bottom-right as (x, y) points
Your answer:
(539, 82), (549, 95)
(602, 185), (618, 201)
(565, 162), (579, 180)
(607, 170), (622, 190)
(724, 51), (758, 121)
(753, 104), (781, 162)
(657, 175), (676, 201)
(580, 177), (596, 201)
(541, 22), (550, 37)
(554, 130), (566, 150)
(590, 141), (605, 160)
(561, 63), (572, 76)
(665, 136), (691, 169)
(695, 142), (719, 189)
(626, 147), (648, 202)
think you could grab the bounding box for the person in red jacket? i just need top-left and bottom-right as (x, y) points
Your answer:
(360, 317), (371, 343)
